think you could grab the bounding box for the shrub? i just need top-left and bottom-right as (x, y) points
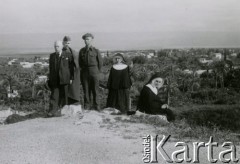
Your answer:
(132, 56), (147, 64)
(176, 105), (240, 132)
(214, 89), (239, 105)
(102, 57), (112, 66)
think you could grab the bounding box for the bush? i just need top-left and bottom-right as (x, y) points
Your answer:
(102, 57), (112, 66)
(176, 105), (240, 132)
(214, 89), (239, 105)
(132, 56), (147, 64)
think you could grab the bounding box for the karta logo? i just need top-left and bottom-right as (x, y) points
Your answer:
(142, 135), (239, 163)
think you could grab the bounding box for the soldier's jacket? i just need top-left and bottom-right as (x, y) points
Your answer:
(79, 46), (103, 73)
(48, 51), (74, 88)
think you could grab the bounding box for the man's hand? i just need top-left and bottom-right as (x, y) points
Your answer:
(70, 80), (73, 84)
(161, 104), (168, 109)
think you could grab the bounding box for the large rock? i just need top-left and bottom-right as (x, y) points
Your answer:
(61, 105), (83, 118)
(0, 108), (15, 124)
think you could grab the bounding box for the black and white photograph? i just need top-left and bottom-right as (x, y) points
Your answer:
(0, 0), (240, 163)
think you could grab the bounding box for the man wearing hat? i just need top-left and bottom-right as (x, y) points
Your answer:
(79, 33), (103, 110)
(47, 40), (75, 117)
(62, 36), (81, 105)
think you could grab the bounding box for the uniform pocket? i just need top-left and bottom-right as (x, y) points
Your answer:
(88, 54), (97, 66)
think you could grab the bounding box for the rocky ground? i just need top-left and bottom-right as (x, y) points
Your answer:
(0, 108), (239, 164)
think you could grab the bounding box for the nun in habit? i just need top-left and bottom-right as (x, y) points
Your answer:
(137, 73), (175, 122)
(106, 53), (132, 114)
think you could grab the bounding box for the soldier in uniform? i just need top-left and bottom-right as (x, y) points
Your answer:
(47, 41), (75, 117)
(79, 33), (103, 110)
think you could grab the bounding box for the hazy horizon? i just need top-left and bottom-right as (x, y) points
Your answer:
(0, 31), (240, 55)
(0, 0), (240, 55)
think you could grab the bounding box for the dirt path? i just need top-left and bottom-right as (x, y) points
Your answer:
(0, 109), (239, 164)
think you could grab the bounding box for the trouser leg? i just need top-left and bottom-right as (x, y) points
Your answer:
(49, 87), (60, 114)
(81, 71), (90, 108)
(59, 85), (68, 107)
(90, 75), (99, 108)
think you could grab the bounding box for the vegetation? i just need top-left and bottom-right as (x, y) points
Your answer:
(1, 48), (240, 142)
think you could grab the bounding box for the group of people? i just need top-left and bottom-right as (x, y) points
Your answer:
(47, 33), (175, 121)
(47, 33), (101, 117)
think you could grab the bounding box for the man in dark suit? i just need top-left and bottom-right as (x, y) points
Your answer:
(47, 41), (74, 117)
(79, 33), (103, 111)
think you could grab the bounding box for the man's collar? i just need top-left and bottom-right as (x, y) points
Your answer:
(63, 47), (71, 51)
(85, 46), (93, 51)
(56, 51), (62, 56)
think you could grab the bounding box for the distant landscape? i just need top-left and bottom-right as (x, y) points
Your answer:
(1, 0), (239, 162)
(1, 31), (240, 56)
(0, 52), (49, 58)
(1, 47), (240, 142)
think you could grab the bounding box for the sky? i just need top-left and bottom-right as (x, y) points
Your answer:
(0, 0), (240, 54)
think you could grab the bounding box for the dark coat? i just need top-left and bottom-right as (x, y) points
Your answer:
(48, 51), (74, 88)
(137, 85), (165, 114)
(65, 47), (81, 102)
(137, 85), (175, 121)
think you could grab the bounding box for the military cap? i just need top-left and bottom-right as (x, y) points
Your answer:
(82, 33), (94, 40)
(63, 36), (71, 41)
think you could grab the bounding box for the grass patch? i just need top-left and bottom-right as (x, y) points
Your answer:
(163, 119), (239, 143)
(112, 106), (240, 143)
(176, 105), (240, 132)
(168, 105), (240, 143)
